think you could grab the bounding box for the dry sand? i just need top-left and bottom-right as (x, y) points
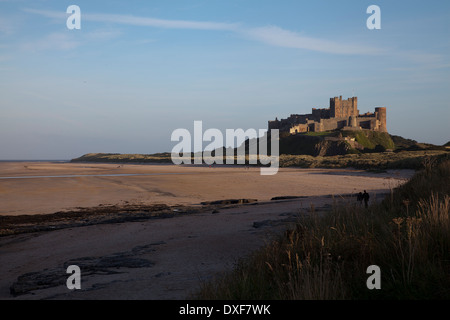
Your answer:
(0, 162), (414, 299)
(0, 162), (412, 216)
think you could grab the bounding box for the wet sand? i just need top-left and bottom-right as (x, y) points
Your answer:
(0, 162), (413, 216)
(0, 162), (414, 299)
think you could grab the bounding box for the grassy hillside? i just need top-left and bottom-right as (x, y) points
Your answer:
(279, 150), (449, 170)
(71, 152), (173, 163)
(278, 134), (328, 155)
(277, 130), (448, 169)
(71, 131), (448, 170)
(343, 130), (395, 151)
(71, 150), (449, 171)
(278, 130), (395, 155)
(194, 159), (450, 300)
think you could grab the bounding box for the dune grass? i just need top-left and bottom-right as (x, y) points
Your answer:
(279, 150), (449, 170)
(72, 150), (449, 171)
(194, 160), (450, 300)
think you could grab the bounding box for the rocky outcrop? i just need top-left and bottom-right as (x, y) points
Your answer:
(200, 199), (258, 205)
(313, 139), (350, 156)
(10, 242), (164, 296)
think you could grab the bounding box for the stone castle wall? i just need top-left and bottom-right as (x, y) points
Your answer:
(269, 96), (387, 134)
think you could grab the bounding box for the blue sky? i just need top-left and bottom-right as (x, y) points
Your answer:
(0, 0), (449, 159)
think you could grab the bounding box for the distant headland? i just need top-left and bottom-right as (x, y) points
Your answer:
(71, 95), (449, 170)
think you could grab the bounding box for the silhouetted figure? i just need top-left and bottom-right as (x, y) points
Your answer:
(357, 192), (363, 206)
(363, 190), (370, 208)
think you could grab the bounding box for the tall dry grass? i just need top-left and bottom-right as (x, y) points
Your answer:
(195, 160), (450, 300)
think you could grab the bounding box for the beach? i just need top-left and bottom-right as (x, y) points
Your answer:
(0, 162), (414, 299)
(0, 161), (413, 216)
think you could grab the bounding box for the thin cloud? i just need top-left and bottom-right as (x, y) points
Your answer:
(22, 7), (388, 56)
(20, 32), (80, 51)
(85, 29), (123, 41)
(398, 52), (445, 65)
(22, 8), (66, 20)
(243, 25), (386, 55)
(23, 8), (240, 31)
(85, 13), (240, 31)
(0, 13), (21, 36)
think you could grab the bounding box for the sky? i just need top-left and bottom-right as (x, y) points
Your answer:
(0, 0), (449, 160)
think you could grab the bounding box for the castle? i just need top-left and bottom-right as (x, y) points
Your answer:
(268, 96), (387, 134)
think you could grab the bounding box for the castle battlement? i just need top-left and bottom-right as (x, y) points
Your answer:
(268, 96), (387, 134)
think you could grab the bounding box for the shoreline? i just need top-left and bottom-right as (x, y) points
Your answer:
(1, 193), (387, 300)
(0, 161), (410, 299)
(1, 192), (390, 238)
(0, 161), (413, 216)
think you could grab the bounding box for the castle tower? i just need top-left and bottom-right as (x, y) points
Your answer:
(349, 115), (357, 128)
(352, 96), (358, 116)
(375, 107), (387, 132)
(330, 96), (340, 118)
(330, 96), (358, 118)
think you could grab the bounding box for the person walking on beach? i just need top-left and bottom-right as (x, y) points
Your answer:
(363, 190), (370, 208)
(357, 192), (363, 206)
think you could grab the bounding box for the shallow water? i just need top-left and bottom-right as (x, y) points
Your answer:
(0, 173), (192, 179)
